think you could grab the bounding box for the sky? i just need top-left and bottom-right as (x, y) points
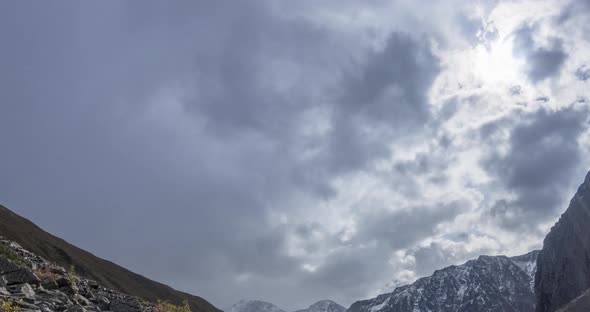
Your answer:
(0, 0), (589, 310)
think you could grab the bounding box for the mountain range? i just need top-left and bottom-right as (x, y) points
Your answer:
(348, 251), (538, 312)
(227, 299), (346, 312)
(228, 171), (590, 312)
(2, 170), (590, 311)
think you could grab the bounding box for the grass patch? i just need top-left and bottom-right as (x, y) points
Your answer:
(0, 299), (22, 312)
(154, 300), (191, 312)
(0, 244), (28, 268)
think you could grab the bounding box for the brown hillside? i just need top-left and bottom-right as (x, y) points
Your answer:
(0, 204), (220, 312)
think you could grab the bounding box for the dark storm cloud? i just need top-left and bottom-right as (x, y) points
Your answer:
(513, 25), (568, 82)
(0, 0), (325, 306)
(339, 34), (439, 124)
(556, 0), (590, 24)
(353, 202), (467, 250)
(576, 65), (590, 81)
(482, 106), (589, 229)
(0, 0), (445, 309)
(323, 33), (440, 174)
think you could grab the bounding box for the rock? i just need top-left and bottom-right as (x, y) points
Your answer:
(0, 257), (21, 275)
(110, 297), (143, 312)
(51, 267), (67, 275)
(92, 296), (110, 311)
(86, 280), (99, 289)
(3, 268), (40, 285)
(39, 303), (55, 312)
(42, 278), (60, 290)
(55, 277), (71, 288)
(16, 300), (43, 311)
(65, 306), (87, 312)
(16, 283), (37, 298)
(73, 294), (91, 306)
(0, 237), (158, 312)
(535, 171), (590, 312)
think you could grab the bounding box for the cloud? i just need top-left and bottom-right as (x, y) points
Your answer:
(353, 202), (466, 250)
(1, 0), (589, 310)
(576, 65), (590, 81)
(482, 105), (589, 229)
(0, 0), (444, 308)
(513, 24), (568, 82)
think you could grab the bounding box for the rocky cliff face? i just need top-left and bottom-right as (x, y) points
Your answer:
(557, 289), (590, 312)
(0, 237), (158, 312)
(348, 251), (539, 312)
(535, 172), (590, 312)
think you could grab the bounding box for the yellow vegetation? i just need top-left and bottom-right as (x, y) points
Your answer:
(154, 300), (191, 312)
(0, 299), (22, 312)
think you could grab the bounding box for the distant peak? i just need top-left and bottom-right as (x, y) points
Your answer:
(310, 300), (337, 306)
(303, 300), (345, 312)
(227, 300), (285, 312)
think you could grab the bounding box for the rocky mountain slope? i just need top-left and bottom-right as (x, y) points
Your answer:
(0, 236), (161, 312)
(557, 289), (590, 312)
(535, 171), (590, 312)
(226, 300), (285, 312)
(348, 251), (539, 312)
(294, 300), (345, 312)
(0, 204), (219, 312)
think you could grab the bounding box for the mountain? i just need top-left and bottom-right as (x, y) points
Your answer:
(557, 289), (590, 312)
(226, 299), (345, 312)
(348, 251), (539, 312)
(535, 171), (590, 312)
(0, 236), (160, 312)
(0, 204), (220, 312)
(226, 300), (286, 312)
(294, 300), (346, 312)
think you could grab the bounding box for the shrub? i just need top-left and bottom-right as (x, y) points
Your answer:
(154, 300), (191, 312)
(0, 299), (22, 312)
(34, 265), (62, 281)
(67, 265), (80, 284)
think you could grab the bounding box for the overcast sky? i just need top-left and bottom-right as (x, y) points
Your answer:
(1, 0), (589, 310)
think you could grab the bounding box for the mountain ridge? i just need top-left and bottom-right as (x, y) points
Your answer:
(294, 300), (346, 312)
(348, 251), (539, 312)
(226, 300), (286, 312)
(226, 299), (346, 312)
(0, 204), (220, 312)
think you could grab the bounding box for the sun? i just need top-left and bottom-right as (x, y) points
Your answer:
(472, 36), (522, 85)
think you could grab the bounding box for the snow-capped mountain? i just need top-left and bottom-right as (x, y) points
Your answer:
(294, 300), (346, 312)
(227, 299), (346, 312)
(510, 250), (540, 290)
(348, 251), (539, 312)
(226, 300), (286, 312)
